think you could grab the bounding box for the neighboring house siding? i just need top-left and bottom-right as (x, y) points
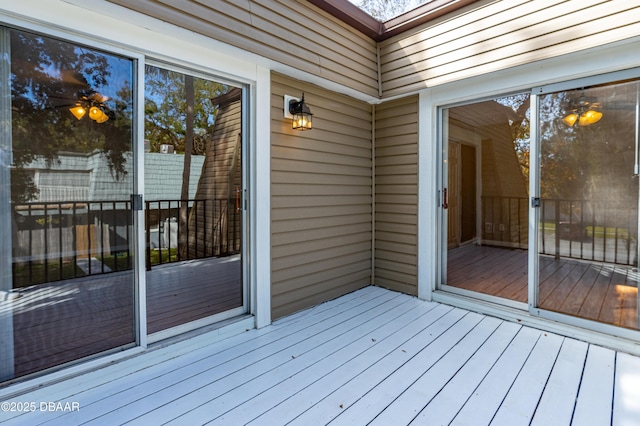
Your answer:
(374, 96), (418, 295)
(189, 88), (243, 256)
(107, 0), (379, 97)
(379, 0), (640, 98)
(145, 153), (205, 202)
(271, 72), (372, 319)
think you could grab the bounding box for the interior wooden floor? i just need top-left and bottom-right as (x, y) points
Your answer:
(8, 255), (242, 378)
(447, 245), (639, 330)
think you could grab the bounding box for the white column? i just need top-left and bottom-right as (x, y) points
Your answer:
(252, 66), (271, 328)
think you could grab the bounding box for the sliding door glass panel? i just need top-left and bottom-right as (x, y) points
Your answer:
(537, 80), (639, 330)
(2, 27), (136, 382)
(443, 94), (530, 303)
(144, 65), (243, 335)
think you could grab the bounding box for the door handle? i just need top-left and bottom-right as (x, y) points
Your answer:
(443, 188), (448, 209)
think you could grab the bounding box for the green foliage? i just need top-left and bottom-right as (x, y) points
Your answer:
(144, 65), (228, 155)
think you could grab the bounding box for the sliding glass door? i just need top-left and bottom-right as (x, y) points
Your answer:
(441, 94), (531, 306)
(2, 27), (136, 381)
(0, 25), (249, 385)
(143, 64), (245, 339)
(439, 71), (640, 335)
(535, 77), (640, 331)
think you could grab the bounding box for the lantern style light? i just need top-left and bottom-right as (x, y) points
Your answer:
(288, 93), (313, 130)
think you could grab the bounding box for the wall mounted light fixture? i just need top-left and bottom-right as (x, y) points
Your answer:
(69, 92), (110, 124)
(284, 93), (312, 130)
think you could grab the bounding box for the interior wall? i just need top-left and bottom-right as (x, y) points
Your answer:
(270, 72), (373, 319)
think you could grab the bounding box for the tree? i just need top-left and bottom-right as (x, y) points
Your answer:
(9, 28), (133, 202)
(144, 66), (227, 155)
(179, 75), (195, 259)
(353, 0), (429, 21)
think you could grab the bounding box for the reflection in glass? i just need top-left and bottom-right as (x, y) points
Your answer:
(538, 80), (639, 330)
(144, 65), (243, 335)
(1, 27), (135, 382)
(444, 94), (531, 302)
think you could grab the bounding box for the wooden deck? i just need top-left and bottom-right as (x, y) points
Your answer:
(2, 286), (639, 425)
(447, 245), (639, 330)
(10, 255), (242, 377)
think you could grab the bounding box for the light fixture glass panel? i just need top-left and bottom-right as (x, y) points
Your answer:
(89, 105), (102, 121)
(95, 109), (109, 123)
(293, 112), (312, 130)
(562, 112), (578, 126)
(578, 109), (602, 126)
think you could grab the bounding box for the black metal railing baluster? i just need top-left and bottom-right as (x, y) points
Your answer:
(113, 201), (118, 272)
(58, 202), (63, 281)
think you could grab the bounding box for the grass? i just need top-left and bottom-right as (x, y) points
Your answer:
(149, 248), (178, 264)
(12, 261), (85, 288)
(585, 226), (632, 240)
(12, 248), (182, 288)
(99, 251), (134, 271)
(540, 222), (633, 240)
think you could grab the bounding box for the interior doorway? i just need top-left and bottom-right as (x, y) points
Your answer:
(447, 142), (477, 248)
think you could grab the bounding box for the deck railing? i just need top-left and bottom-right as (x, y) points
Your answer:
(11, 198), (241, 287)
(483, 196), (638, 266)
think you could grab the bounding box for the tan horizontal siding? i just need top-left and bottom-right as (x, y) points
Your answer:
(271, 73), (372, 319)
(374, 96), (418, 295)
(108, 0), (379, 96)
(380, 0), (640, 97)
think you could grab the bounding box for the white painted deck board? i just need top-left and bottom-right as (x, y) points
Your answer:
(147, 293), (414, 424)
(209, 299), (443, 425)
(572, 345), (615, 426)
(59, 289), (401, 424)
(491, 333), (564, 425)
(449, 326), (542, 426)
(289, 307), (470, 426)
(530, 338), (589, 425)
(324, 312), (488, 425)
(2, 286), (640, 426)
(246, 303), (454, 426)
(368, 316), (505, 426)
(408, 321), (522, 425)
(612, 352), (640, 426)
